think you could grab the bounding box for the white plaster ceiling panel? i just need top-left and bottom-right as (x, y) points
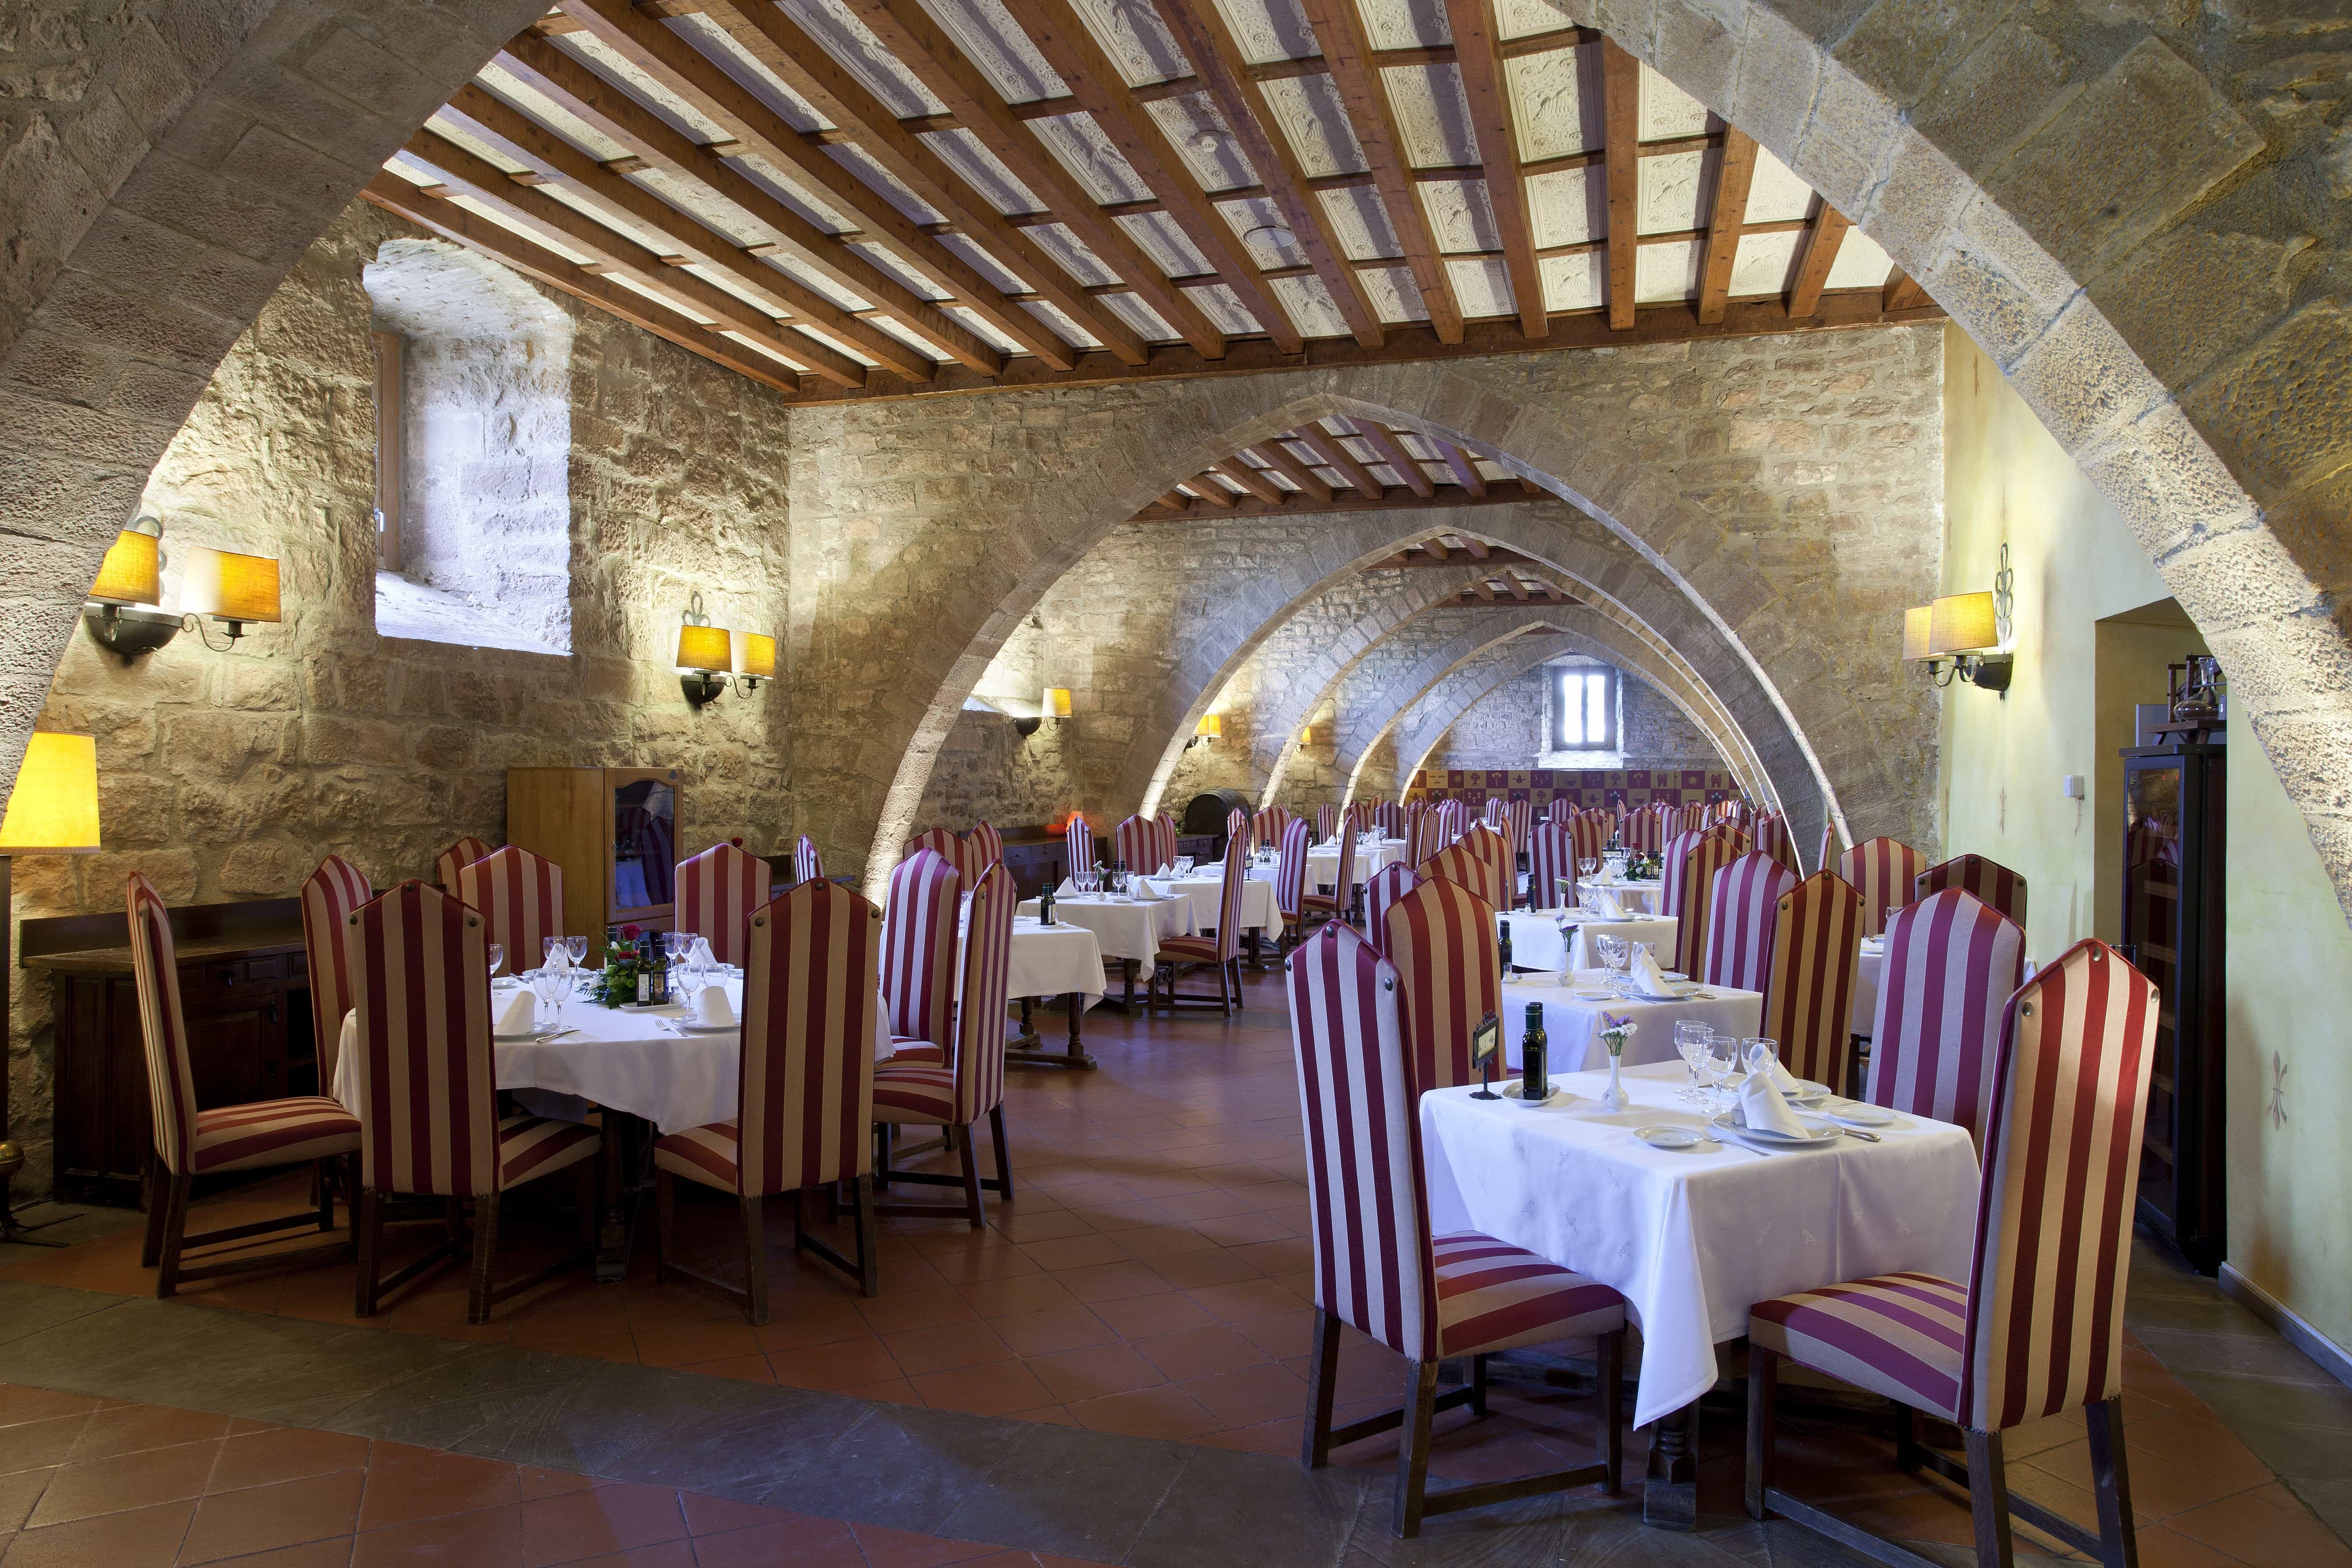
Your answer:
(1356, 0), (1446, 52)
(1525, 164), (1599, 247)
(940, 301), (1026, 351)
(848, 238), (954, 299)
(684, 260), (797, 318)
(423, 113), (526, 175)
(1492, 0), (1565, 38)
(1220, 194), (1303, 265)
(935, 230), (1031, 292)
(1146, 95), (1259, 191)
(558, 34), (728, 144)
(1268, 273), (1349, 337)
(440, 189), (595, 266)
(824, 142), (947, 225)
(1114, 209), (1210, 272)
(1100, 289), (1178, 339)
(859, 316), (950, 361)
(761, 252), (878, 314)
(1826, 225), (1894, 289)
(1445, 255), (1513, 316)
(1358, 263), (1425, 323)
(1539, 249), (1601, 311)
(1029, 112), (1155, 204)
(1319, 184), (1396, 261)
(1023, 297), (1101, 348)
(624, 164), (774, 254)
(731, 152), (861, 235)
(1211, 0), (1312, 64)
(1504, 45), (1596, 162)
(474, 68), (630, 163)
(1024, 220), (1119, 285)
(1636, 62), (1713, 140)
(1193, 280), (1262, 333)
(1743, 146), (1816, 224)
(919, 0), (1066, 101)
(770, 0), (946, 118)
(1637, 148), (1710, 235)
(1726, 229), (1800, 296)
(610, 268), (701, 315)
(918, 129), (1042, 217)
(538, 180), (677, 257)
(1383, 64), (1476, 166)
(725, 331), (819, 371)
(1420, 177), (1497, 251)
(1634, 236), (1700, 300)
(669, 15), (838, 131)
(1066, 0), (1190, 86)
(1259, 75), (1363, 178)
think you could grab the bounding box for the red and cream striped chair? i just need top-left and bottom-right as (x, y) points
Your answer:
(675, 842), (766, 967)
(1361, 861), (1419, 961)
(1621, 808), (1664, 854)
(1747, 939), (2159, 1568)
(965, 821), (1003, 876)
(453, 846), (563, 975)
(793, 834), (824, 886)
(1289, 921), (1625, 1536)
(1301, 818), (1355, 926)
(654, 879), (883, 1317)
(1663, 830), (1743, 977)
(1837, 836), (1927, 937)
(1480, 798), (1506, 838)
(345, 881), (599, 1323)
(1381, 875), (1501, 1092)
(1253, 804), (1292, 851)
(433, 835), (492, 894)
(1566, 811), (1609, 887)
(130, 872), (359, 1300)
(1815, 818), (1835, 876)
(1673, 803), (1706, 838)
(1761, 872), (1864, 1091)
(1271, 816), (1316, 949)
(1372, 799), (1402, 838)
(1150, 842), (1247, 1015)
(875, 861), (1017, 1227)
(1156, 811), (1181, 868)
(1425, 826), (1510, 914)
(1866, 890), (2025, 1149)
(1750, 811), (1797, 874)
(880, 849), (959, 1068)
(1113, 814), (1156, 876)
(1914, 853), (2027, 931)
(905, 827), (972, 883)
(1316, 802), (1338, 843)
(1064, 816), (1095, 882)
(1527, 817), (1576, 912)
(299, 855), (373, 1088)
(1408, 807), (1448, 869)
(1702, 853), (1797, 992)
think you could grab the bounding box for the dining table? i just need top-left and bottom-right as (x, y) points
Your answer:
(1155, 865), (1281, 966)
(1494, 972), (1763, 1072)
(1420, 1061), (1979, 1527)
(1025, 887), (1193, 1015)
(1304, 836), (1409, 896)
(1004, 914), (1109, 1070)
(1577, 875), (1667, 915)
(1498, 909), (1679, 975)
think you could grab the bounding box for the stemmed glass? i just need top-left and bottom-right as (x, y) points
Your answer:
(1176, 856), (1194, 878)
(543, 936), (567, 972)
(487, 942), (504, 979)
(1704, 1032), (1744, 1112)
(565, 935), (589, 968)
(1594, 933), (1628, 987)
(1674, 1021), (1711, 1104)
(530, 965), (568, 1032)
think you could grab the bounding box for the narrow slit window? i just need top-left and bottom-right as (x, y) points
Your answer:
(1554, 666), (1619, 751)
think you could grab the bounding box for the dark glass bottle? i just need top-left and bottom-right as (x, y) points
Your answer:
(1039, 881), (1055, 925)
(1499, 920), (1514, 975)
(1521, 1001), (1548, 1102)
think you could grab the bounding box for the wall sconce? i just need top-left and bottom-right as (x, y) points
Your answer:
(180, 545), (281, 650)
(1041, 687), (1072, 719)
(675, 593), (772, 705)
(1188, 713), (1222, 750)
(1297, 724), (1312, 746)
(1904, 543), (2014, 694)
(738, 633), (775, 695)
(82, 514), (182, 657)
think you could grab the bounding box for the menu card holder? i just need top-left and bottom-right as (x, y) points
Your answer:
(1470, 1012), (1501, 1100)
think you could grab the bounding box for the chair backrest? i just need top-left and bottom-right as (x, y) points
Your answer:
(1114, 814), (1154, 874)
(1700, 821), (1750, 857)
(1761, 871), (1863, 1088)
(1666, 830), (1743, 975)
(1372, 799), (1401, 837)
(345, 880), (501, 1196)
(1288, 921), (1435, 1361)
(1274, 817), (1312, 920)
(1156, 812), (1180, 868)
(126, 873), (198, 1175)
(1703, 853), (1797, 992)
(1439, 798), (1467, 842)
(434, 835), (492, 893)
(735, 879), (881, 1197)
(1458, 823), (1514, 911)
(905, 827), (973, 884)
(1065, 816), (1095, 879)
(965, 821), (1002, 875)
(1382, 874), (1500, 1093)
(1362, 862), (1420, 960)
(794, 834), (825, 886)
(1204, 841), (1247, 959)
(1316, 803), (1338, 842)
(1226, 805), (1251, 859)
(1837, 837), (1927, 937)
(1506, 798), (1533, 861)
(1527, 819), (1574, 912)
(300, 855), (374, 1085)
(676, 842), (766, 967)
(1751, 811), (1797, 873)
(949, 861), (1017, 1123)
(1675, 803), (1707, 837)
(882, 849), (960, 1051)
(1409, 807), (1449, 868)
(1867, 890), (2025, 1148)
(453, 846), (563, 974)
(1816, 817), (1835, 876)
(1622, 808), (1663, 853)
(1916, 853), (2028, 930)
(1324, 817), (1357, 901)
(1659, 830), (1704, 920)
(1960, 939), (2158, 1432)
(1254, 805), (1292, 850)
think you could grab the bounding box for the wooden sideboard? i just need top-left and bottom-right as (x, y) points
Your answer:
(26, 899), (314, 1207)
(997, 833), (1066, 901)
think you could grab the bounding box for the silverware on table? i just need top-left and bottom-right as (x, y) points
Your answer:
(1838, 1127), (1882, 1143)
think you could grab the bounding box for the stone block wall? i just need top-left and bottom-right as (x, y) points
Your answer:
(1430, 664), (1721, 774)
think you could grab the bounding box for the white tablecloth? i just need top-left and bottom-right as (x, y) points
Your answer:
(1499, 911), (1679, 974)
(1019, 892), (1192, 964)
(1305, 838), (1409, 894)
(1008, 917), (1107, 1004)
(1495, 974), (1763, 1072)
(1855, 937), (1885, 1039)
(1160, 870), (1280, 934)
(1581, 877), (1665, 915)
(1420, 1061), (1980, 1426)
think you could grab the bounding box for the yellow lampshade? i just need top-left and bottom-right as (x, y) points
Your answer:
(1297, 726), (1312, 745)
(1902, 606), (1933, 662)
(0, 734), (101, 853)
(676, 623), (732, 674)
(738, 633), (776, 681)
(1195, 714), (1222, 739)
(1042, 687), (1072, 718)
(1929, 591), (1999, 655)
(182, 546), (281, 623)
(89, 530), (161, 607)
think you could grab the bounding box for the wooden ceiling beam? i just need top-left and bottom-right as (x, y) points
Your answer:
(1185, 473), (1239, 506)
(1154, 0), (1386, 349)
(1502, 574), (1530, 599)
(1600, 37), (1641, 331)
(1471, 578), (1498, 601)
(1435, 441), (1487, 496)
(1459, 533), (1490, 556)
(1366, 540), (1540, 568)
(1358, 423), (1436, 498)
(1157, 489), (1194, 511)
(1694, 123), (1757, 325)
(1787, 204), (1853, 318)
(1133, 482), (1546, 524)
(1290, 422), (1385, 499)
(1251, 439), (1333, 503)
(1423, 535), (1450, 559)
(1214, 458), (1286, 506)
(1445, 0), (1545, 337)
(1883, 270), (1931, 312)
(1297, 0), (1463, 344)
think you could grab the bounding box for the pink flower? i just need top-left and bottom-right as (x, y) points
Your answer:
(620, 924), (641, 939)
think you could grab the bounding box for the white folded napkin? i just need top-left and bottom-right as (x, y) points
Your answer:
(1740, 1072), (1809, 1138)
(693, 986), (736, 1028)
(494, 989), (537, 1037)
(1630, 947), (1677, 999)
(1156, 862), (1174, 878)
(1144, 878), (1175, 899)
(689, 936), (716, 968)
(1592, 892), (1625, 919)
(1055, 878), (1081, 898)
(1747, 1040), (1802, 1096)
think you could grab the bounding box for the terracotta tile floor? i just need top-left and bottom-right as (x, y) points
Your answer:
(5, 964), (2348, 1565)
(0, 1382), (1107, 1567)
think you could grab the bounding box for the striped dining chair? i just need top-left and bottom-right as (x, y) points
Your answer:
(1113, 814), (1155, 875)
(1426, 827), (1510, 915)
(1815, 818), (1836, 876)
(1372, 799), (1402, 838)
(1064, 816), (1096, 882)
(1271, 816), (1314, 950)
(454, 846), (564, 975)
(1748, 939), (2159, 1568)
(1665, 830), (1744, 977)
(880, 848), (960, 1067)
(1468, 821), (1517, 909)
(1301, 819), (1355, 926)
(1289, 921), (1626, 1537)
(1750, 811), (1797, 874)
(1702, 853), (1797, 992)
(1760, 872), (1864, 1091)
(130, 872), (360, 1300)
(1837, 836), (1927, 937)
(1156, 812), (1181, 870)
(345, 881), (600, 1323)
(793, 834), (824, 886)
(1316, 803), (1338, 843)
(1915, 853), (2028, 930)
(1506, 797), (1534, 864)
(1528, 818), (1576, 912)
(1409, 807), (1448, 868)
(965, 821), (1002, 877)
(433, 835), (492, 894)
(1866, 890), (2026, 1149)
(654, 879), (883, 1317)
(1226, 805), (1252, 863)
(1252, 804), (1289, 852)
(299, 855), (373, 1088)
(675, 842), (766, 967)
(1381, 874), (1501, 1092)
(1621, 808), (1663, 854)
(1566, 809), (1609, 884)
(1361, 861), (1420, 961)
(1151, 842), (1247, 1014)
(875, 860), (1017, 1226)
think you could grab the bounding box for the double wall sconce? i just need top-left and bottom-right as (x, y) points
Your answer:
(1903, 543), (2014, 694)
(83, 512), (282, 658)
(1187, 713), (1222, 750)
(1013, 687), (1072, 738)
(676, 592), (775, 705)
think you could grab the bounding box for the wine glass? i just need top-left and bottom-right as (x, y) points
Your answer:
(1743, 1037), (1782, 1089)
(543, 936), (567, 972)
(565, 935), (588, 968)
(1177, 855), (1194, 877)
(1704, 1032), (1744, 1112)
(487, 942), (504, 979)
(530, 965), (567, 1031)
(1674, 1021), (1711, 1104)
(1594, 933), (1628, 983)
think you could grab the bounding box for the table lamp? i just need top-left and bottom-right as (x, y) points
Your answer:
(0, 734), (101, 1244)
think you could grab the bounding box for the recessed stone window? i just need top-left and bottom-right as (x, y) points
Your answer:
(362, 238), (573, 655)
(1539, 656), (1625, 768)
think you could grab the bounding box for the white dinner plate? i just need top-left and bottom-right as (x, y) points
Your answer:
(1819, 1099), (1897, 1127)
(1709, 1110), (1844, 1150)
(677, 1019), (739, 1033)
(1635, 1125), (1703, 1150)
(1786, 1079), (1835, 1104)
(1501, 1080), (1561, 1106)
(493, 1026), (564, 1043)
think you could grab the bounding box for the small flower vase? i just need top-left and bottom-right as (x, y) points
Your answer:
(1599, 1024), (1634, 1111)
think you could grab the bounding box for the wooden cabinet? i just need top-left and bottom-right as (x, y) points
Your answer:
(507, 767), (683, 953)
(997, 834), (1066, 901)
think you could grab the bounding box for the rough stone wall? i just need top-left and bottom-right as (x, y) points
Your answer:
(11, 198), (792, 1192)
(1433, 665), (1721, 773)
(913, 708), (1080, 836)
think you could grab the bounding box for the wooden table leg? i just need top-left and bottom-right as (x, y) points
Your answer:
(1643, 1401), (1700, 1529)
(593, 1110), (639, 1283)
(1006, 993), (1098, 1071)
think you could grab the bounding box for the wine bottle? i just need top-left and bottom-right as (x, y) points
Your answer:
(1039, 882), (1055, 925)
(1521, 1002), (1548, 1102)
(1499, 920), (1514, 975)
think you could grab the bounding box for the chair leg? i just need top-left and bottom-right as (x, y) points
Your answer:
(575, 1158), (597, 1253)
(154, 1171), (192, 1300)
(2084, 1396), (2139, 1568)
(850, 1172), (879, 1297)
(957, 1130), (984, 1229)
(1301, 1306), (1341, 1470)
(353, 1187), (382, 1318)
(1894, 1400), (1923, 1474)
(988, 1104), (1014, 1202)
(1746, 1343), (1778, 1520)
(653, 1168), (675, 1284)
(139, 1152), (166, 1269)
(1964, 1426), (2016, 1568)
(740, 1196), (769, 1327)
(466, 1191), (501, 1326)
(1600, 1327), (1624, 1495)
(312, 1159), (334, 1232)
(1469, 1354), (1489, 1416)
(1391, 1359), (1441, 1538)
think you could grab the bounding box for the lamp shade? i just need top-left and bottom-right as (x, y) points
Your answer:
(89, 530), (161, 607)
(0, 734), (101, 853)
(1194, 714), (1222, 739)
(1902, 606), (1933, 662)
(738, 633), (775, 681)
(1041, 687), (1072, 718)
(182, 547), (281, 622)
(676, 623), (732, 674)
(1928, 591), (1999, 655)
